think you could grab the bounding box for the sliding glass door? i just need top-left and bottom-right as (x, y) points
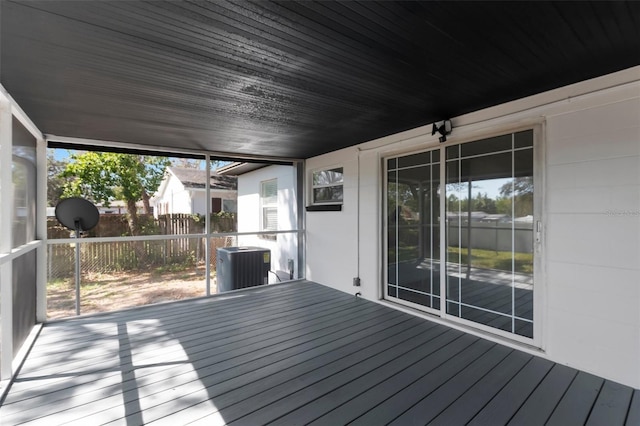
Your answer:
(385, 129), (536, 340)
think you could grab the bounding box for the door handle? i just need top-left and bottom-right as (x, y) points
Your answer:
(535, 221), (542, 252)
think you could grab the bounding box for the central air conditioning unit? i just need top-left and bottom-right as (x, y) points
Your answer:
(216, 246), (271, 293)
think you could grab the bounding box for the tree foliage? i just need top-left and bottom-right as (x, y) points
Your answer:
(446, 178), (533, 218)
(172, 158), (202, 169)
(171, 158), (230, 171)
(61, 152), (170, 235)
(47, 151), (68, 207)
(499, 177), (533, 217)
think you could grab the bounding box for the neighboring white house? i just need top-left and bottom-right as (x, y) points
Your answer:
(218, 163), (299, 283)
(151, 167), (237, 218)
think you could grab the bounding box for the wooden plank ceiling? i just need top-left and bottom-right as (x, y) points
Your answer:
(1, 1), (639, 159)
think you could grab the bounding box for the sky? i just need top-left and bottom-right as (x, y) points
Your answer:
(52, 148), (515, 198)
(51, 148), (214, 170)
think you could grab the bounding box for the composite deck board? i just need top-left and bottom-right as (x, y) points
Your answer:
(306, 339), (494, 425)
(0, 280), (637, 425)
(67, 309), (410, 425)
(466, 356), (555, 425)
(287, 335), (484, 426)
(20, 294), (351, 380)
(427, 350), (534, 426)
(25, 285), (338, 365)
(19, 285), (342, 364)
(6, 286), (353, 401)
(2, 286), (352, 410)
(33, 284), (333, 349)
(350, 342), (504, 426)
(154, 317), (433, 426)
(4, 298), (390, 420)
(39, 282), (315, 333)
(123, 310), (420, 425)
(545, 371), (605, 426)
(506, 363), (578, 426)
(626, 390), (640, 426)
(586, 380), (635, 426)
(227, 330), (468, 425)
(386, 345), (515, 425)
(5, 299), (402, 423)
(77, 310), (404, 426)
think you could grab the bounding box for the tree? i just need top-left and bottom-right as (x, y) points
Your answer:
(472, 192), (497, 214)
(171, 158), (230, 171)
(447, 193), (463, 212)
(61, 152), (170, 236)
(172, 158), (202, 169)
(47, 151), (68, 207)
(495, 197), (512, 215)
(498, 177), (533, 217)
(211, 160), (230, 171)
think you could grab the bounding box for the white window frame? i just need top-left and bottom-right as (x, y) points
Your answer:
(260, 179), (278, 235)
(310, 166), (344, 205)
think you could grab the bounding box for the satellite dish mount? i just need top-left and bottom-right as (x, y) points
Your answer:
(55, 197), (100, 315)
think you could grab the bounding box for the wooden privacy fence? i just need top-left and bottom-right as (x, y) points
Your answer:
(47, 213), (237, 278)
(47, 213), (236, 238)
(48, 236), (237, 279)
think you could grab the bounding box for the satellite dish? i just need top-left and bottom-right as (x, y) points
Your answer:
(54, 197), (99, 316)
(55, 197), (100, 234)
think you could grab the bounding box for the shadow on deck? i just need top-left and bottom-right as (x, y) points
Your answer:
(1, 281), (638, 425)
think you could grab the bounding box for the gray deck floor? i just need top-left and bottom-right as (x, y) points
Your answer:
(1, 281), (638, 425)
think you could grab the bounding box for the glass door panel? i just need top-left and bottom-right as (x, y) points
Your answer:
(445, 131), (534, 338)
(386, 150), (440, 310)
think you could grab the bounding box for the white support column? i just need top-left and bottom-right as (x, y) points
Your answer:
(294, 160), (305, 280)
(36, 137), (47, 322)
(205, 155), (211, 295)
(0, 91), (14, 380)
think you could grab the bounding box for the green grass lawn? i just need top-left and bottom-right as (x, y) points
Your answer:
(389, 246), (533, 274)
(448, 247), (533, 274)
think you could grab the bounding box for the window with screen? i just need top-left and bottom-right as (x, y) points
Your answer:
(261, 179), (277, 235)
(312, 167), (343, 204)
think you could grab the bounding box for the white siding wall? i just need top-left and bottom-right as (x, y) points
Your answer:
(305, 67), (640, 388)
(192, 191), (207, 215)
(544, 97), (640, 388)
(306, 154), (359, 294)
(155, 175), (237, 216)
(237, 165), (298, 282)
(156, 176), (191, 215)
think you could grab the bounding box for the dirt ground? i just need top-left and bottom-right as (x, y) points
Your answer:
(47, 267), (216, 320)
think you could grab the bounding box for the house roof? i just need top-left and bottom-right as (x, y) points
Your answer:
(2, 1), (639, 159)
(168, 167), (237, 191)
(216, 162), (267, 176)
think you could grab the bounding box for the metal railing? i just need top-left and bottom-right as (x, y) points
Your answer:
(46, 230), (303, 319)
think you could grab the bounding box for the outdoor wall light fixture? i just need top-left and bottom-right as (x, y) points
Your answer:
(432, 119), (452, 143)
